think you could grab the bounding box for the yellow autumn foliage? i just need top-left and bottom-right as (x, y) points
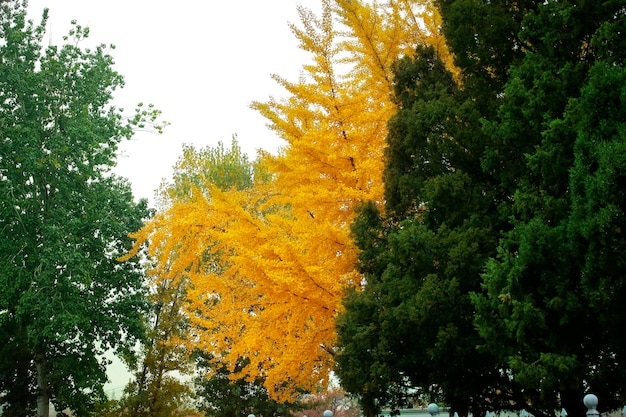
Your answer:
(124, 0), (455, 402)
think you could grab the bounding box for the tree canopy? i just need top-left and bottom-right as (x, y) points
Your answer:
(335, 42), (516, 417)
(125, 0), (452, 402)
(4, 0), (623, 415)
(473, 2), (626, 415)
(336, 1), (626, 417)
(0, 2), (164, 415)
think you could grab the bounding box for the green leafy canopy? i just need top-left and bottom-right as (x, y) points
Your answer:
(0, 2), (165, 415)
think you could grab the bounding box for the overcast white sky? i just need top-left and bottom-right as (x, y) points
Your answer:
(26, 0), (321, 398)
(27, 0), (320, 205)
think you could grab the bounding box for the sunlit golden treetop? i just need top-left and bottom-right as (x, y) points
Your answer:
(124, 0), (454, 402)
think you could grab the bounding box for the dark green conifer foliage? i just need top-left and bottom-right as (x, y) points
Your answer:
(336, 45), (516, 417)
(473, 1), (626, 416)
(338, 1), (626, 417)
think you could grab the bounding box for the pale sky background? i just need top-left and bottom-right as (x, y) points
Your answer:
(27, 0), (321, 205)
(26, 0), (322, 399)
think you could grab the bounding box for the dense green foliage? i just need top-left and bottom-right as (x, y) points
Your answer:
(0, 2), (162, 415)
(474, 2), (626, 416)
(336, 2), (626, 417)
(194, 352), (302, 417)
(157, 136), (255, 206)
(336, 43), (516, 417)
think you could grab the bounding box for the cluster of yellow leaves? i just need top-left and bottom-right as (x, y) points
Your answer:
(124, 0), (454, 402)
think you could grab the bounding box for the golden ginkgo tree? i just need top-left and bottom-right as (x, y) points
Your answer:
(124, 0), (453, 402)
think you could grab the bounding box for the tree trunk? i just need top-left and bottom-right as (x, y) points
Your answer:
(561, 388), (586, 417)
(359, 395), (379, 417)
(36, 354), (50, 417)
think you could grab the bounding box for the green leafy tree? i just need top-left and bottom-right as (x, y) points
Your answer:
(194, 351), (302, 417)
(0, 2), (164, 416)
(157, 135), (254, 206)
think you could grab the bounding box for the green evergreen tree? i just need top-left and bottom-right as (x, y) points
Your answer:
(337, 2), (626, 416)
(473, 2), (626, 416)
(336, 45), (517, 417)
(335, 4), (540, 410)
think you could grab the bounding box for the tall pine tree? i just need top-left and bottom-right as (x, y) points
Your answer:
(336, 42), (518, 416)
(474, 2), (626, 415)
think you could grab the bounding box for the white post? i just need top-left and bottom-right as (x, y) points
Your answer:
(428, 403), (439, 417)
(584, 394), (599, 417)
